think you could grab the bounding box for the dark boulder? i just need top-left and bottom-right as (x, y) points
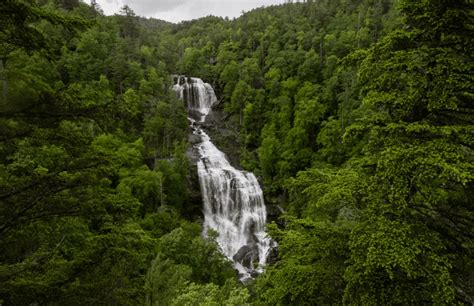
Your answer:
(233, 244), (259, 269)
(266, 242), (279, 265)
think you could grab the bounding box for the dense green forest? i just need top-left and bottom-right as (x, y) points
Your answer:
(1, 0), (472, 304)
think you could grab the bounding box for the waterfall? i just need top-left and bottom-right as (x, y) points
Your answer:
(173, 76), (272, 281)
(173, 75), (217, 121)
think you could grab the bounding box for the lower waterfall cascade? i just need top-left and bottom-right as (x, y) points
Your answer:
(173, 75), (274, 281)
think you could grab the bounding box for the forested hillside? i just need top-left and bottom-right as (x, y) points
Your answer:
(1, 0), (472, 304)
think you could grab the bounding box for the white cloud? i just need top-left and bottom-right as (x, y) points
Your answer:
(124, 0), (189, 15)
(91, 0), (283, 23)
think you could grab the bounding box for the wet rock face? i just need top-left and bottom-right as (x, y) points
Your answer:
(188, 133), (201, 146)
(186, 130), (202, 165)
(232, 244), (260, 268)
(186, 146), (200, 165)
(183, 161), (204, 220)
(266, 243), (279, 265)
(187, 109), (205, 122)
(200, 108), (243, 168)
(266, 204), (285, 223)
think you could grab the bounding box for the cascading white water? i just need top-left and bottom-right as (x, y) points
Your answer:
(196, 128), (272, 279)
(173, 76), (272, 281)
(173, 75), (217, 122)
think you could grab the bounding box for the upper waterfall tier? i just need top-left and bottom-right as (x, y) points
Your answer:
(173, 75), (217, 122)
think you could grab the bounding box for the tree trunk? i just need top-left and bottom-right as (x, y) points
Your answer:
(0, 59), (7, 104)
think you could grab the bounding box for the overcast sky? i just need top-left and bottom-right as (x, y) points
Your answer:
(90, 0), (284, 23)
